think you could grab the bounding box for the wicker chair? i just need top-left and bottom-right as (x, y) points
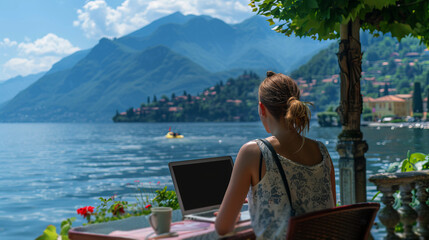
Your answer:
(285, 202), (380, 240)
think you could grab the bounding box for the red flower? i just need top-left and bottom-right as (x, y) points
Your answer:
(112, 204), (125, 215)
(145, 204), (152, 209)
(157, 181), (160, 185)
(87, 206), (94, 213)
(77, 206), (94, 218)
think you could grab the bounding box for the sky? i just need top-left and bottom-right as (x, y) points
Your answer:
(0, 0), (254, 81)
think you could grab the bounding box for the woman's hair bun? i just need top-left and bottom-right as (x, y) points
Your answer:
(266, 71), (276, 77)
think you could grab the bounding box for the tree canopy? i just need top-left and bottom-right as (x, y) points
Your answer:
(250, 0), (429, 45)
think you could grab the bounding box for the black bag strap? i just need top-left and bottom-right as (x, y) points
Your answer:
(259, 138), (296, 217)
(259, 151), (263, 181)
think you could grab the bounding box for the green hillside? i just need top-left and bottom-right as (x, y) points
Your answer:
(290, 32), (429, 111)
(114, 32), (429, 122)
(113, 72), (261, 122)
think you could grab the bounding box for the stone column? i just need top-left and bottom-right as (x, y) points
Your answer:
(415, 181), (429, 239)
(378, 184), (401, 240)
(336, 18), (368, 204)
(398, 183), (419, 240)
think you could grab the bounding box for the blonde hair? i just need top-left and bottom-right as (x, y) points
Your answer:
(259, 71), (311, 135)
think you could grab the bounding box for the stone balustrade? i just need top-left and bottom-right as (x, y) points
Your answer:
(369, 170), (429, 240)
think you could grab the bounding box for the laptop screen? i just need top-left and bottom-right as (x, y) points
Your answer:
(170, 157), (233, 212)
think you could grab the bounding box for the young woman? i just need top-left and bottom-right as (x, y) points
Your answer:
(215, 71), (336, 239)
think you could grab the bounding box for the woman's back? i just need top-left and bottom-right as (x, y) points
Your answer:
(248, 138), (335, 239)
(215, 71), (336, 238)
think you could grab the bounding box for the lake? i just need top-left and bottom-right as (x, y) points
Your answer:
(0, 122), (428, 239)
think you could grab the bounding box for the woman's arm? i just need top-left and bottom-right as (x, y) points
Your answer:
(215, 142), (259, 235)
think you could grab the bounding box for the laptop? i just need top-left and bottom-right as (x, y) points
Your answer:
(168, 156), (250, 223)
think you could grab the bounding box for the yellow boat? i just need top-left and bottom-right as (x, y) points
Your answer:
(165, 132), (184, 139)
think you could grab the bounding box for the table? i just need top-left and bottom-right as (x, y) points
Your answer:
(68, 210), (255, 240)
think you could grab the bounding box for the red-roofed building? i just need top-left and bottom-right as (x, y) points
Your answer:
(176, 95), (188, 100)
(373, 81), (387, 86)
(363, 94), (412, 119)
(226, 99), (242, 105)
(168, 107), (183, 112)
(406, 52), (420, 57)
(390, 52), (399, 57)
(379, 88), (397, 93)
(322, 78), (333, 83)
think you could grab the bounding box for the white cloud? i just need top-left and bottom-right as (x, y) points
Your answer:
(1, 34), (80, 80)
(0, 38), (18, 47)
(18, 33), (80, 55)
(3, 56), (60, 77)
(74, 0), (252, 39)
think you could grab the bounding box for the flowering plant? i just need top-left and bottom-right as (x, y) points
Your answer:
(132, 180), (159, 212)
(132, 180), (179, 211)
(77, 196), (130, 224)
(37, 181), (179, 240)
(77, 206), (94, 222)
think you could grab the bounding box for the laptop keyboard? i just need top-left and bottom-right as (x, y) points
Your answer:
(195, 210), (217, 218)
(194, 204), (249, 218)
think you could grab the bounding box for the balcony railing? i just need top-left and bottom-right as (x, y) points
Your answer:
(369, 170), (429, 240)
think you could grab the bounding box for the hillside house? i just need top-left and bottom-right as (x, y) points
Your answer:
(363, 94), (412, 119)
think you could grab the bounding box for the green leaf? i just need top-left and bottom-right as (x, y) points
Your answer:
(363, 0), (396, 9)
(304, 0), (318, 9)
(401, 160), (416, 172)
(267, 19), (275, 26)
(35, 225), (58, 240)
(409, 153), (427, 164)
(389, 23), (414, 40)
(371, 191), (381, 201)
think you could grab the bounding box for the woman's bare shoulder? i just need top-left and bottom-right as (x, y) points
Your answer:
(236, 140), (261, 166)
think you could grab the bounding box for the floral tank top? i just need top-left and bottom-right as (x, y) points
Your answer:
(247, 139), (335, 239)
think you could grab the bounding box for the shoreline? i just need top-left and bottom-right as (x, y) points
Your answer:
(365, 121), (429, 129)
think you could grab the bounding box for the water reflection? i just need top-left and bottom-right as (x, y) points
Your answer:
(0, 122), (427, 240)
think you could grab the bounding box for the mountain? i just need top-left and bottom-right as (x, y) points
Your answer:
(44, 12), (196, 76)
(0, 41), (238, 122)
(117, 14), (331, 73)
(0, 71), (46, 105)
(0, 12), (332, 122)
(125, 11), (196, 38)
(46, 49), (91, 75)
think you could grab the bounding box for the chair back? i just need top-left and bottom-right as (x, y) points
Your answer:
(286, 202), (380, 240)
